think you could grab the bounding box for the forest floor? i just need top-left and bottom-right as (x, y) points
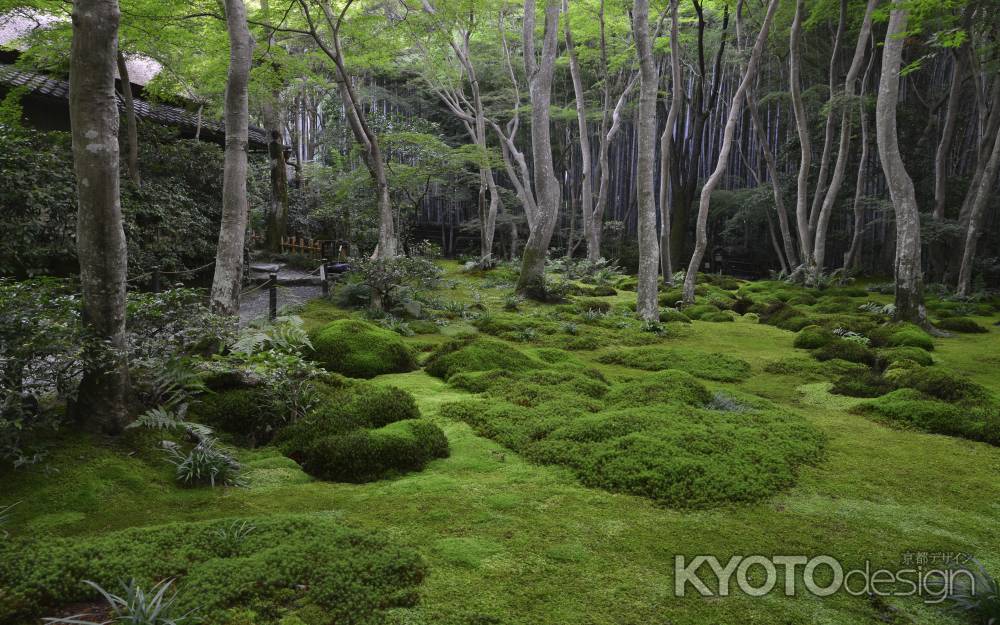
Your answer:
(4, 262), (1000, 625)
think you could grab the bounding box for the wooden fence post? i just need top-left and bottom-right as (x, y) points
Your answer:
(268, 272), (278, 321)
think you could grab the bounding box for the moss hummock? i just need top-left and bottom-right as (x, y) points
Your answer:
(311, 319), (416, 378)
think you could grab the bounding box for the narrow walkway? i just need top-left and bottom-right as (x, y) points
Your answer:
(239, 261), (325, 326)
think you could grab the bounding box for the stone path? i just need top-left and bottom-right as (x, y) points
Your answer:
(239, 261), (326, 326)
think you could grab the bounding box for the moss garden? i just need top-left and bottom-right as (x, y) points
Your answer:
(4, 261), (1000, 625)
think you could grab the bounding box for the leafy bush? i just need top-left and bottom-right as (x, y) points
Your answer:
(793, 325), (835, 350)
(311, 319), (416, 378)
(231, 316), (312, 355)
(597, 347), (751, 382)
(935, 317), (989, 334)
(0, 515), (428, 625)
(346, 256), (442, 311)
(852, 389), (1000, 445)
(424, 336), (539, 380)
(163, 438), (243, 488)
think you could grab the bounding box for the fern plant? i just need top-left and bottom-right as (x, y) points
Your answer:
(0, 501), (18, 539)
(230, 315), (312, 355)
(43, 578), (195, 625)
(163, 438), (243, 488)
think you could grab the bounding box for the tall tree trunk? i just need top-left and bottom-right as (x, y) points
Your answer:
(210, 0), (254, 315)
(261, 0), (289, 253)
(563, 0), (594, 266)
(956, 127), (1000, 297)
(747, 89), (797, 267)
(811, 0), (876, 276)
(876, 7), (926, 324)
(843, 37), (875, 272)
(70, 0), (130, 433)
(658, 0), (682, 284)
(634, 0), (659, 320)
(683, 0), (779, 303)
(789, 0), (812, 266)
(933, 49), (967, 220)
(115, 51), (139, 187)
(515, 0), (562, 297)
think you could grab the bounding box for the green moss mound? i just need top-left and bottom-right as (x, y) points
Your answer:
(0, 515), (427, 625)
(597, 347), (751, 382)
(277, 381), (446, 482)
(884, 366), (989, 402)
(701, 311), (735, 322)
(759, 301), (813, 331)
(830, 371), (895, 398)
(440, 371), (824, 508)
(885, 324), (935, 351)
(682, 303), (721, 320)
(876, 346), (934, 368)
(191, 387), (281, 446)
(573, 297), (613, 313)
(658, 308), (692, 323)
(852, 389), (1000, 446)
(811, 338), (876, 366)
(935, 317), (989, 334)
(424, 336), (539, 380)
(793, 325), (835, 350)
(311, 319), (416, 378)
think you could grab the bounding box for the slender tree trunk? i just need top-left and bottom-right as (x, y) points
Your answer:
(876, 7), (926, 324)
(811, 0), (876, 275)
(789, 0), (812, 266)
(956, 127), (1000, 297)
(683, 0), (780, 303)
(115, 51), (139, 187)
(515, 0), (562, 297)
(747, 89), (797, 267)
(658, 0), (681, 284)
(808, 0), (846, 241)
(261, 0), (289, 253)
(634, 0), (659, 320)
(70, 0), (130, 433)
(843, 47), (873, 272)
(933, 50), (966, 220)
(210, 0), (254, 315)
(563, 0), (594, 266)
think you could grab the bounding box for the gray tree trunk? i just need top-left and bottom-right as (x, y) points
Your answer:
(683, 0), (780, 303)
(875, 7), (927, 323)
(261, 0), (289, 253)
(634, 0), (659, 320)
(747, 89), (797, 268)
(658, 0), (682, 284)
(789, 0), (812, 266)
(210, 0), (254, 315)
(515, 0), (562, 297)
(843, 42), (874, 272)
(116, 51), (139, 187)
(956, 127), (1000, 297)
(808, 0), (846, 242)
(811, 0), (876, 275)
(564, 0), (594, 266)
(70, 0), (130, 433)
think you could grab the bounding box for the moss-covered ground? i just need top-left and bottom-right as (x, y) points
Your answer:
(3, 261), (1000, 625)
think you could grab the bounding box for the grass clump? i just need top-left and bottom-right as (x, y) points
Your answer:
(440, 369), (823, 508)
(424, 336), (539, 380)
(277, 381), (446, 482)
(0, 515), (427, 625)
(311, 319), (416, 378)
(597, 347), (751, 382)
(852, 389), (1000, 446)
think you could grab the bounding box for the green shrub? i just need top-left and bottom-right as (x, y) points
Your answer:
(191, 387), (282, 446)
(876, 346), (934, 368)
(424, 336), (539, 380)
(853, 389), (1000, 445)
(658, 308), (691, 324)
(311, 319), (416, 378)
(935, 317), (988, 334)
(811, 338), (877, 366)
(884, 366), (988, 402)
(0, 515), (427, 625)
(597, 347), (751, 382)
(793, 325), (835, 350)
(294, 419), (449, 483)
